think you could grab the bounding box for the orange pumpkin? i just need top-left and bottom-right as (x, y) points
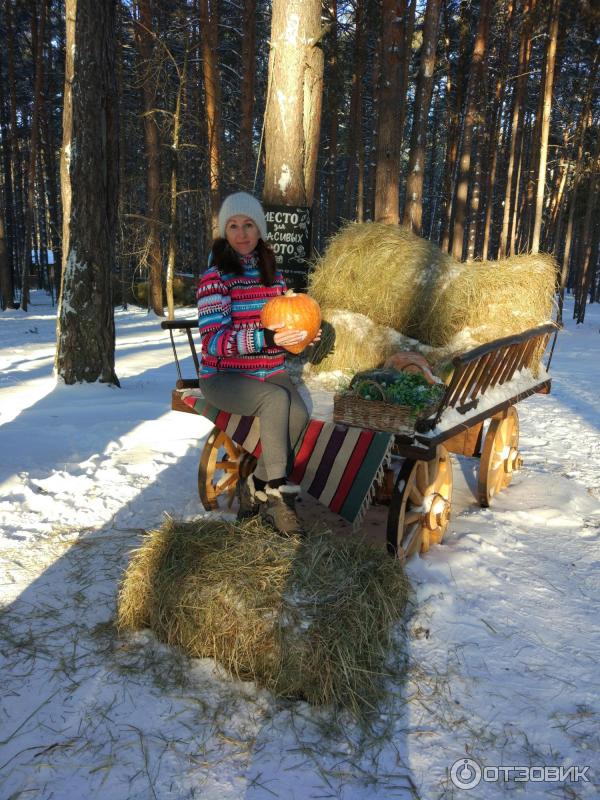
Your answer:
(260, 290), (322, 354)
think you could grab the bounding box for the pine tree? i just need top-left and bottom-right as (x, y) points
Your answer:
(55, 0), (119, 385)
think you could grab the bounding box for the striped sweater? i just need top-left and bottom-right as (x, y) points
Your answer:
(196, 254), (287, 380)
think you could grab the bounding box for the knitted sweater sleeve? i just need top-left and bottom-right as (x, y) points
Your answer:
(196, 267), (265, 356)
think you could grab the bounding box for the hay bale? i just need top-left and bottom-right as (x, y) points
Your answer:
(306, 308), (430, 376)
(309, 222), (457, 333)
(117, 517), (410, 715)
(416, 253), (557, 347)
(309, 223), (556, 349)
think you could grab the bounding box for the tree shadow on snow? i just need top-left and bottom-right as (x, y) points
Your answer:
(0, 426), (417, 799)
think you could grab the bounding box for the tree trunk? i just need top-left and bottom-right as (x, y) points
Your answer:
(134, 0), (164, 316)
(36, 144), (50, 296)
(530, 0), (560, 253)
(373, 0), (405, 223)
(589, 226), (600, 304)
(21, 0), (48, 311)
(481, 1), (515, 260)
(0, 59), (16, 308)
(403, 0), (442, 234)
(552, 51), (597, 260)
(396, 0), (416, 215)
(263, 0), (324, 207)
(239, 0), (256, 189)
(465, 129), (483, 261)
(499, 0), (536, 257)
(546, 153), (568, 251)
(166, 40), (189, 320)
(426, 84), (442, 237)
(451, 0), (491, 261)
(0, 205), (12, 311)
(574, 136), (600, 323)
(55, 0), (119, 386)
(557, 125), (586, 324)
(6, 0), (25, 293)
(518, 111), (536, 251)
(439, 0), (471, 252)
(324, 0), (338, 230)
(366, 0), (383, 221)
(510, 107), (530, 253)
(40, 77), (62, 299)
(343, 0), (365, 220)
(199, 0), (222, 233)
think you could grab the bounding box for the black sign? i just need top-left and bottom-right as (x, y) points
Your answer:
(264, 205), (312, 291)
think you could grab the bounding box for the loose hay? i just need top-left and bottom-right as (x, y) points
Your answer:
(309, 222), (556, 349)
(117, 516), (410, 716)
(307, 308), (422, 375)
(304, 308), (469, 379)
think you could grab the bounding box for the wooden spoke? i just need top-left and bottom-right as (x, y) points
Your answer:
(387, 446), (454, 561)
(409, 483), (425, 506)
(198, 426), (247, 511)
(477, 406), (521, 507)
(215, 459), (239, 471)
(416, 461), (430, 496)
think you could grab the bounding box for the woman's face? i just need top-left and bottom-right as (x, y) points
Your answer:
(225, 215), (260, 256)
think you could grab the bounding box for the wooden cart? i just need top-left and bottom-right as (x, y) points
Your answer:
(162, 319), (557, 560)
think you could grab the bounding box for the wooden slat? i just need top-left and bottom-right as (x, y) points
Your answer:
(161, 318), (198, 330)
(517, 338), (538, 374)
(479, 347), (508, 394)
(458, 359), (485, 406)
(444, 364), (472, 410)
(470, 351), (495, 401)
(497, 342), (523, 385)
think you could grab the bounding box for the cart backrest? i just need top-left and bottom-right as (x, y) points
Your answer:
(430, 323), (558, 426)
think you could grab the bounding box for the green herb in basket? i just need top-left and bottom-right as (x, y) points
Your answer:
(348, 372), (445, 414)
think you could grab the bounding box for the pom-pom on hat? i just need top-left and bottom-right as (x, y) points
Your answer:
(218, 192), (268, 241)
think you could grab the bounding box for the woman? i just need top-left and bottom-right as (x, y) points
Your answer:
(197, 192), (314, 535)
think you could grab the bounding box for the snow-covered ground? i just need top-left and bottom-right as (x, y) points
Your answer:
(1, 292), (599, 799)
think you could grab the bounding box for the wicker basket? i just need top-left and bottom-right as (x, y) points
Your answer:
(333, 393), (430, 436)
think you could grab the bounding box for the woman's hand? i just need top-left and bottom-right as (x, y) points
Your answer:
(267, 322), (308, 348)
(310, 328), (322, 345)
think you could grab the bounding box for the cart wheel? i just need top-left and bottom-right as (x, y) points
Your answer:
(386, 445), (453, 560)
(477, 406), (521, 508)
(198, 426), (256, 511)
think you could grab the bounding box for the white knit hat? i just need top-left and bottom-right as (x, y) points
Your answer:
(217, 192), (268, 241)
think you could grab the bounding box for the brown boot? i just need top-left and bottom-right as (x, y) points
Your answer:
(256, 484), (303, 536)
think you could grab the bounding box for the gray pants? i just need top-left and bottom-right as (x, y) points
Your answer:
(200, 371), (310, 482)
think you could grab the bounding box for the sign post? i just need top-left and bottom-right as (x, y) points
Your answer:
(264, 205), (312, 291)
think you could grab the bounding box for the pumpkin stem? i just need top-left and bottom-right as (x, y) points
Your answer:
(284, 289), (296, 297)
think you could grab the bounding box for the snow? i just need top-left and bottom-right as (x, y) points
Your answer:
(284, 14), (300, 46)
(428, 365), (551, 434)
(277, 161), (292, 196)
(1, 292), (600, 799)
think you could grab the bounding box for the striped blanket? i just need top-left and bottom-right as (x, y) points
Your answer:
(182, 392), (394, 526)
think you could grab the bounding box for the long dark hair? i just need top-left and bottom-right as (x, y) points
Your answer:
(210, 238), (277, 286)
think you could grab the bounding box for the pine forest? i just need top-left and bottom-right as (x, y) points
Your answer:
(0, 0), (598, 376)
